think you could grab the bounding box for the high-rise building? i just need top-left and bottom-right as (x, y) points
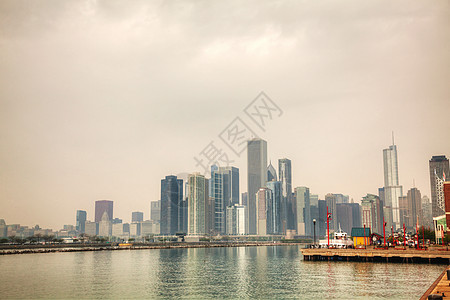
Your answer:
(98, 211), (112, 237)
(398, 196), (408, 228)
(318, 200), (327, 237)
(160, 175), (183, 235)
(266, 181), (282, 235)
(256, 188), (271, 235)
(279, 158), (294, 232)
(407, 187), (422, 228)
(267, 161), (277, 182)
(334, 194), (349, 204)
(112, 223), (125, 237)
(429, 155), (450, 217)
(295, 187), (310, 236)
(187, 173), (210, 235)
(129, 222), (141, 237)
(241, 192), (248, 206)
(84, 221), (98, 236)
(336, 203), (353, 234)
(444, 182), (450, 233)
(349, 202), (361, 228)
(226, 204), (247, 235)
(383, 142), (403, 229)
(210, 165), (240, 234)
(310, 194), (319, 234)
(95, 200), (113, 223)
(325, 194), (338, 231)
(361, 194), (383, 234)
(76, 210), (87, 233)
(247, 138), (267, 235)
(150, 201), (161, 222)
(422, 196), (433, 228)
(132, 212), (144, 223)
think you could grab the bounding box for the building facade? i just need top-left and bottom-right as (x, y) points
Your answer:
(295, 187), (310, 236)
(247, 138), (267, 235)
(279, 158), (294, 233)
(95, 200), (113, 223)
(160, 175), (183, 235)
(76, 210), (87, 233)
(132, 212), (144, 223)
(187, 173), (210, 235)
(429, 155), (450, 218)
(383, 143), (403, 230)
(150, 200), (161, 222)
(266, 181), (282, 235)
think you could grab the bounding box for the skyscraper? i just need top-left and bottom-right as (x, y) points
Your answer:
(429, 155), (450, 217)
(361, 194), (383, 234)
(187, 173), (210, 235)
(295, 187), (310, 236)
(407, 187), (422, 228)
(266, 180), (282, 235)
(325, 194), (338, 231)
(256, 188), (271, 235)
(279, 158), (293, 232)
(160, 175), (183, 235)
(132, 211), (144, 223)
(98, 211), (112, 237)
(150, 200), (161, 222)
(210, 165), (240, 234)
(76, 210), (87, 233)
(247, 138), (267, 235)
(95, 200), (113, 223)
(383, 142), (403, 230)
(422, 196), (433, 228)
(336, 203), (353, 234)
(267, 161), (277, 182)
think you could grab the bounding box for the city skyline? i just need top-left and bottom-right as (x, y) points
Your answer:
(1, 1), (449, 229)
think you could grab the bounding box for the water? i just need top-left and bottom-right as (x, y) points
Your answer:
(0, 245), (444, 299)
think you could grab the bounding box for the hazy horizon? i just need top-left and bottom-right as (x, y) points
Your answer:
(1, 0), (449, 229)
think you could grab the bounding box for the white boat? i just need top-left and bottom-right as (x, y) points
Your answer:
(318, 225), (354, 248)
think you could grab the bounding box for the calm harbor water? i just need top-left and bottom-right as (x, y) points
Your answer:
(0, 245), (444, 299)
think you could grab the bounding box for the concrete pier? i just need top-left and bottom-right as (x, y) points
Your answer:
(301, 248), (450, 264)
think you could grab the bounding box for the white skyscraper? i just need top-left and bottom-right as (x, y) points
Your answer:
(383, 141), (403, 230)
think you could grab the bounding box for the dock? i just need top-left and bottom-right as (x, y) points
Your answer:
(421, 266), (450, 300)
(301, 248), (450, 264)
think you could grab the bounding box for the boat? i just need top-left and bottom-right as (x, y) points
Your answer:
(318, 224), (354, 248)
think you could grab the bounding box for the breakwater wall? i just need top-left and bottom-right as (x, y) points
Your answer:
(0, 242), (302, 255)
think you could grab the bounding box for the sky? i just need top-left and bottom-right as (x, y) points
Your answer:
(0, 0), (449, 230)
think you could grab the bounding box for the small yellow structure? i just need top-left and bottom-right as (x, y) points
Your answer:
(351, 227), (371, 246)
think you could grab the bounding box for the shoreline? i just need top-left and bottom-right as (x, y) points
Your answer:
(0, 241), (304, 255)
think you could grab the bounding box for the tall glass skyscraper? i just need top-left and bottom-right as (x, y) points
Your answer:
(295, 187), (310, 236)
(383, 143), (403, 230)
(267, 161), (277, 182)
(279, 158), (293, 232)
(160, 175), (183, 235)
(429, 155), (450, 217)
(76, 210), (87, 233)
(266, 180), (282, 235)
(187, 173), (210, 235)
(247, 138), (267, 235)
(210, 165), (239, 234)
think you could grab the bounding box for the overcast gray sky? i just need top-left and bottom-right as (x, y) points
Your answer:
(1, 0), (449, 229)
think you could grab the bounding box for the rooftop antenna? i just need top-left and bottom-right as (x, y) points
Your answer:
(392, 131), (395, 145)
(413, 179), (415, 188)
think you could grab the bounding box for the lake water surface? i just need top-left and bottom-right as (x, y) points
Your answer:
(0, 245), (444, 299)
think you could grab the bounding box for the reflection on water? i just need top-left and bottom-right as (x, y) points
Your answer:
(0, 245), (444, 299)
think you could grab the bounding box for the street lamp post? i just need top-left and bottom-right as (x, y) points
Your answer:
(313, 219), (316, 248)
